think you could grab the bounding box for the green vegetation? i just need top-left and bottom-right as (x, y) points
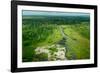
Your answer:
(22, 13), (90, 62)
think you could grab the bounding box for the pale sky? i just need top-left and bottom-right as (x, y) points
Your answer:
(22, 10), (90, 16)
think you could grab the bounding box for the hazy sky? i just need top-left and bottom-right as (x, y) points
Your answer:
(22, 10), (90, 16)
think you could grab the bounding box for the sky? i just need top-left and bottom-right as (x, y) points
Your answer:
(22, 10), (90, 16)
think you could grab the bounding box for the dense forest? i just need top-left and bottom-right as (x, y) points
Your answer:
(22, 14), (90, 62)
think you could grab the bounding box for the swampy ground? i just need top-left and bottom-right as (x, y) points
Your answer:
(22, 13), (90, 62)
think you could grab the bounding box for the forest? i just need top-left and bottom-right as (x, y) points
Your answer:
(22, 12), (90, 62)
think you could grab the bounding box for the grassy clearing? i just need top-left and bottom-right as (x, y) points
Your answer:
(62, 24), (90, 59)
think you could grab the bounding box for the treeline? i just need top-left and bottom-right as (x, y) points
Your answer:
(22, 16), (90, 25)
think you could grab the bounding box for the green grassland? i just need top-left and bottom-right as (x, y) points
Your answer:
(22, 15), (90, 62)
